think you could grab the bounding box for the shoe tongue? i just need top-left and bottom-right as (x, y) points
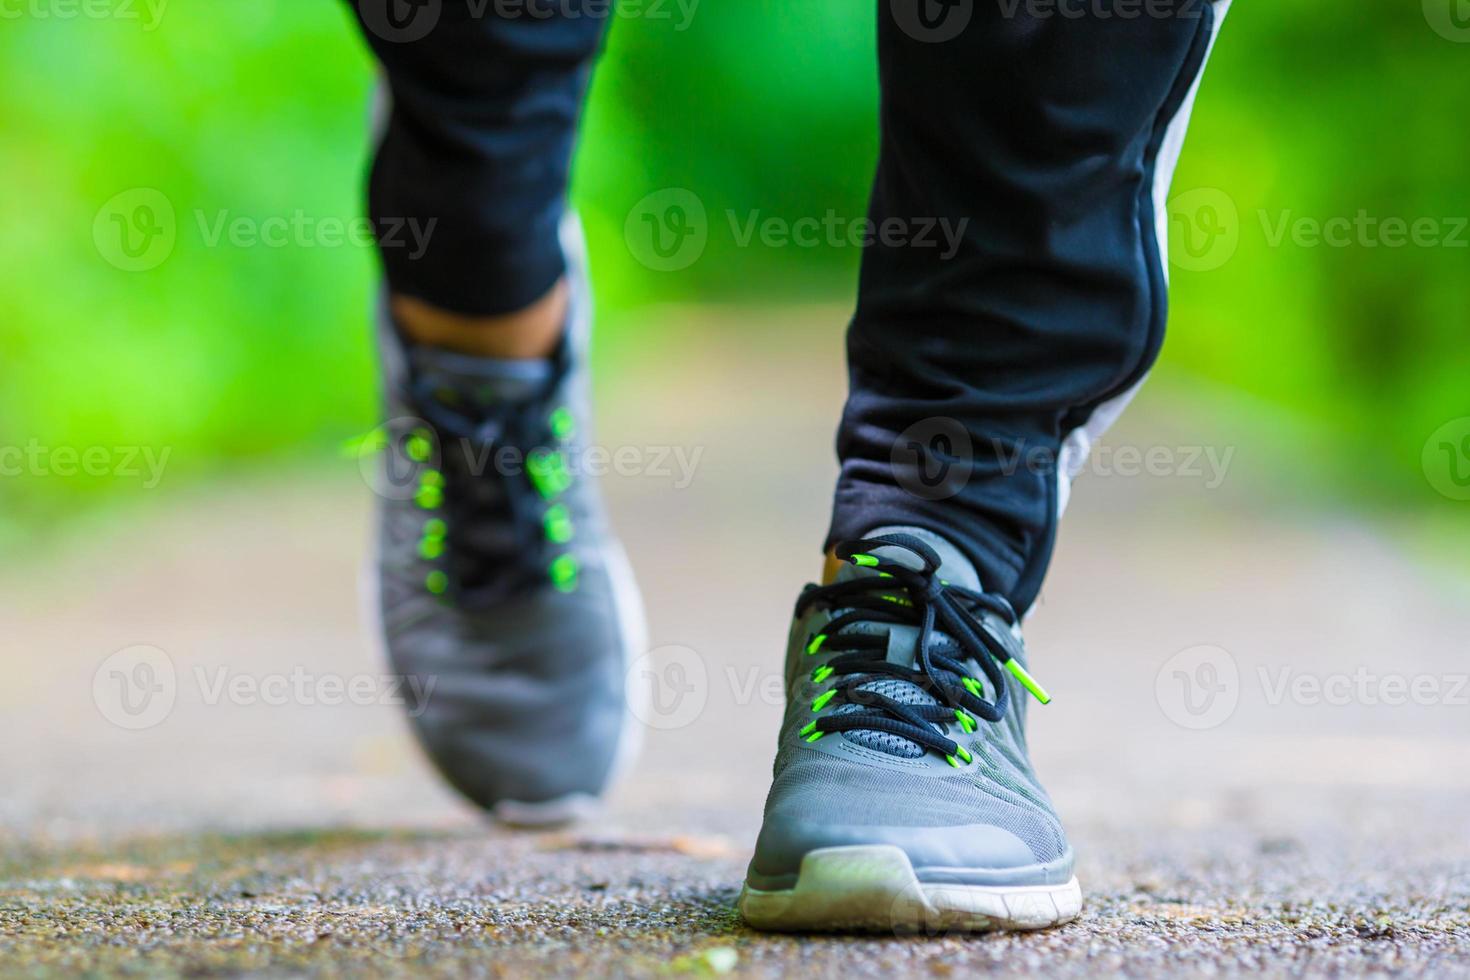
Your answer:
(830, 527), (982, 759)
(831, 526), (981, 593)
(409, 346), (555, 411)
(868, 525), (982, 591)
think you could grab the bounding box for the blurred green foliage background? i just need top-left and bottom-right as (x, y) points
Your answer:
(1, 0), (1466, 536)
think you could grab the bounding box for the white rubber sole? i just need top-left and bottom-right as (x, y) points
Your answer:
(738, 845), (1082, 934)
(491, 793), (601, 828)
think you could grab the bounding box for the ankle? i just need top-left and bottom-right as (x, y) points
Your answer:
(821, 549), (844, 585)
(392, 279), (568, 359)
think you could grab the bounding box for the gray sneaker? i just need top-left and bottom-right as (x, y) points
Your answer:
(739, 527), (1081, 932)
(368, 222), (646, 826)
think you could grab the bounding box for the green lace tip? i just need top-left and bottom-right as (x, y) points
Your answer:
(811, 689), (836, 712)
(1005, 659), (1051, 704)
(954, 710), (976, 733)
(811, 665), (834, 684)
(424, 570), (449, 596)
(850, 553), (880, 567)
(945, 747), (972, 768)
(805, 633), (827, 656)
(799, 721), (824, 743)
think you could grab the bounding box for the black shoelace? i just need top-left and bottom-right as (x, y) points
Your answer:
(796, 534), (1050, 763)
(406, 354), (575, 606)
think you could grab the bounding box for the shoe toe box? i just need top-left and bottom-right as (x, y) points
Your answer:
(383, 566), (632, 813)
(748, 748), (1072, 888)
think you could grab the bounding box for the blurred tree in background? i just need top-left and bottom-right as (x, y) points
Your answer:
(0, 0), (1465, 535)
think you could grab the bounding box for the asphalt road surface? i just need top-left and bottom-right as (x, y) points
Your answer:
(3, 314), (1468, 976)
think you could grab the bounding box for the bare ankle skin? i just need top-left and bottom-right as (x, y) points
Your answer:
(392, 279), (568, 359)
(822, 550), (843, 585)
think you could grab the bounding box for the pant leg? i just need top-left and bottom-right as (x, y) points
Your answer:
(827, 0), (1230, 612)
(349, 0), (609, 316)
